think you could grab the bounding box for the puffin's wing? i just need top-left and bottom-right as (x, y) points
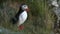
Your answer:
(12, 17), (18, 24)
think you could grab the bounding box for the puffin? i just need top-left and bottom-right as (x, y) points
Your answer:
(12, 4), (29, 30)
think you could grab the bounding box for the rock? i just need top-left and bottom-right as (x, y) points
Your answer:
(0, 26), (25, 34)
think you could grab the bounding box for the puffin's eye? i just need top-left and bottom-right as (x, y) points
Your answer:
(24, 6), (26, 7)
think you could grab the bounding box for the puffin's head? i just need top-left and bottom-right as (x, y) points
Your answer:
(21, 4), (29, 12)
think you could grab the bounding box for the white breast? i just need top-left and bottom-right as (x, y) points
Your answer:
(17, 11), (27, 26)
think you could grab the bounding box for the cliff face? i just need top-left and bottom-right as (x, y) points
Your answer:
(47, 0), (60, 34)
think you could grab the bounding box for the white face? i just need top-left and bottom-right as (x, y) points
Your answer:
(21, 5), (28, 10)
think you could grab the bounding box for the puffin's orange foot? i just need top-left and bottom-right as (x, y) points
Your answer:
(18, 25), (24, 30)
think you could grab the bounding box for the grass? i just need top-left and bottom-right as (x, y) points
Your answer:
(0, 0), (55, 34)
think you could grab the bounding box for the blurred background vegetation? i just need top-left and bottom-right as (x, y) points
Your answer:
(0, 0), (55, 34)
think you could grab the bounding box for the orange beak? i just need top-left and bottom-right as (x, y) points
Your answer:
(25, 8), (29, 12)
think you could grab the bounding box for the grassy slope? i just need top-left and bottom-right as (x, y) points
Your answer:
(0, 0), (54, 34)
